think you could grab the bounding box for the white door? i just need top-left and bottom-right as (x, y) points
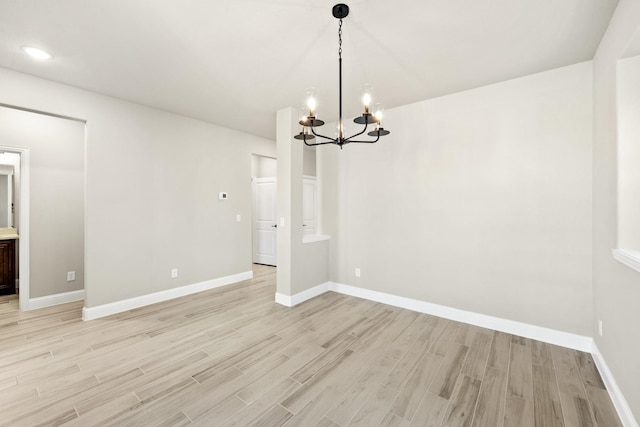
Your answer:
(303, 177), (317, 235)
(253, 177), (277, 266)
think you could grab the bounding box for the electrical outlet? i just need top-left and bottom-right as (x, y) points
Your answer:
(236, 214), (241, 222)
(66, 271), (76, 282)
(598, 320), (603, 337)
(355, 268), (361, 277)
(171, 268), (178, 279)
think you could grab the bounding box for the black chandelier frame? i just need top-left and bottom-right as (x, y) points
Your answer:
(294, 3), (390, 148)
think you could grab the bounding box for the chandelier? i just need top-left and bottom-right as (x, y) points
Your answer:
(294, 3), (390, 148)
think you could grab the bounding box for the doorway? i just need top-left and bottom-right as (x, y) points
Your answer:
(252, 154), (278, 266)
(0, 151), (20, 296)
(0, 105), (85, 311)
(250, 146), (318, 266)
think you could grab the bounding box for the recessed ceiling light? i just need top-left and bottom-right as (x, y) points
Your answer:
(22, 46), (53, 60)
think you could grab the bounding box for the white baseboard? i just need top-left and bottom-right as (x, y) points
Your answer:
(28, 289), (85, 310)
(275, 282), (330, 307)
(277, 281), (636, 424)
(592, 343), (639, 427)
(82, 270), (253, 321)
(276, 281), (592, 352)
(328, 282), (593, 352)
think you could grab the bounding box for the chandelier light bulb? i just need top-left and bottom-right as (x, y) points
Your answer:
(374, 102), (384, 121)
(307, 97), (317, 115)
(362, 93), (371, 111)
(374, 110), (383, 128)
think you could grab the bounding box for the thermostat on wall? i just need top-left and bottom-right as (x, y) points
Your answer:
(219, 192), (228, 200)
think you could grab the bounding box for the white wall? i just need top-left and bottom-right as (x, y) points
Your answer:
(250, 149), (313, 179)
(303, 146), (316, 177)
(248, 139), (276, 161)
(277, 108), (329, 297)
(319, 61), (593, 336)
(617, 54), (640, 250)
(593, 0), (640, 419)
(251, 154), (277, 178)
(0, 67), (275, 307)
(0, 108), (85, 298)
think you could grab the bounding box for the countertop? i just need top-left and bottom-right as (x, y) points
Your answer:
(0, 228), (19, 240)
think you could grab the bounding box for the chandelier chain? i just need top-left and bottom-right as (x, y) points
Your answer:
(338, 19), (342, 59)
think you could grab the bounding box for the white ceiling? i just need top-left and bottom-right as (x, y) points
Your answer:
(0, 0), (618, 140)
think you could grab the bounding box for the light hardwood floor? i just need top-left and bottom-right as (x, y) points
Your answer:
(0, 265), (622, 426)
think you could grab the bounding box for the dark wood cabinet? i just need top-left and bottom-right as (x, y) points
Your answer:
(0, 239), (16, 295)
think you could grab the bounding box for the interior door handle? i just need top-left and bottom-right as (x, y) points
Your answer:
(271, 224), (277, 228)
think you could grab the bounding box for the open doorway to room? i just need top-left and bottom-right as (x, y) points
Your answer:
(251, 154), (278, 266)
(250, 146), (318, 267)
(0, 105), (85, 312)
(0, 151), (19, 297)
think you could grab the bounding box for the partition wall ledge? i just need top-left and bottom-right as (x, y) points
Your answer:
(613, 248), (640, 274)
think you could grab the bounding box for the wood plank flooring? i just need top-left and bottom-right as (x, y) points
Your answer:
(0, 265), (622, 426)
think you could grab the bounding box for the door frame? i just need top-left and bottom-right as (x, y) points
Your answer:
(0, 145), (30, 310)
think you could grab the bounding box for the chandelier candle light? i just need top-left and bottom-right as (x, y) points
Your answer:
(294, 3), (390, 148)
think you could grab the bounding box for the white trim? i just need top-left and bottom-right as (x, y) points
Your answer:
(302, 234), (331, 244)
(592, 343), (639, 427)
(82, 270), (253, 321)
(274, 281), (592, 352)
(328, 282), (592, 352)
(19, 148), (29, 311)
(274, 292), (292, 306)
(275, 282), (330, 307)
(0, 145), (30, 311)
(28, 290), (85, 310)
(613, 249), (640, 274)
